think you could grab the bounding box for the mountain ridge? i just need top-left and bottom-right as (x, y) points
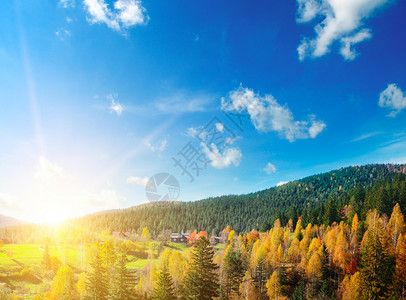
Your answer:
(71, 163), (406, 234)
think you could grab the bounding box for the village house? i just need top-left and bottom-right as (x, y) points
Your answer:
(170, 233), (188, 243)
(112, 231), (131, 240)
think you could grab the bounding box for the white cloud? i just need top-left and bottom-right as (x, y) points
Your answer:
(83, 0), (148, 33)
(379, 83), (406, 117)
(59, 0), (75, 8)
(109, 95), (123, 115)
(308, 118), (327, 138)
(55, 28), (71, 40)
(340, 29), (372, 60)
(276, 181), (289, 187)
(126, 176), (149, 186)
(114, 0), (147, 27)
(263, 162), (277, 174)
(222, 86), (326, 142)
(296, 0), (321, 23)
(146, 138), (167, 152)
(201, 143), (242, 169)
(296, 0), (391, 61)
(34, 157), (74, 182)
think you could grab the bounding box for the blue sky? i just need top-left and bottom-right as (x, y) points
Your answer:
(1, 0), (406, 222)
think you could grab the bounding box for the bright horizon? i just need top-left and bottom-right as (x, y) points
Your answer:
(1, 0), (406, 223)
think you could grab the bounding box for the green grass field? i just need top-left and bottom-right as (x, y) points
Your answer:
(0, 241), (191, 272)
(1, 244), (44, 268)
(0, 252), (21, 273)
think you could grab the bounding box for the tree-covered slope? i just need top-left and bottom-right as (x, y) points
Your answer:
(72, 164), (406, 235)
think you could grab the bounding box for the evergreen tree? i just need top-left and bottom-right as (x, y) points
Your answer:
(359, 230), (394, 300)
(291, 281), (305, 300)
(111, 252), (137, 300)
(153, 265), (176, 300)
(184, 236), (219, 300)
(323, 196), (338, 225)
(223, 247), (245, 297)
(86, 246), (109, 300)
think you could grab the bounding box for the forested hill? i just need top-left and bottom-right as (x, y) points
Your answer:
(0, 214), (23, 227)
(72, 164), (406, 235)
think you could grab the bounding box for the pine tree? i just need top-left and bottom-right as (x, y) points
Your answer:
(223, 247), (245, 298)
(153, 265), (176, 300)
(323, 196), (338, 225)
(359, 230), (393, 300)
(111, 252), (137, 300)
(291, 281), (305, 300)
(184, 236), (219, 300)
(86, 245), (109, 300)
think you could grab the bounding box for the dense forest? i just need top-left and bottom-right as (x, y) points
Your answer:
(68, 164), (406, 236)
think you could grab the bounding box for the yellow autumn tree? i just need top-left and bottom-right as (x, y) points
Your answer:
(168, 250), (186, 295)
(294, 218), (303, 239)
(306, 251), (322, 283)
(388, 203), (406, 253)
(287, 238), (301, 264)
(240, 271), (261, 300)
(76, 272), (86, 299)
(141, 227), (151, 242)
(395, 234), (406, 299)
(266, 271), (282, 299)
(352, 213), (359, 233)
(339, 272), (360, 300)
(46, 265), (79, 300)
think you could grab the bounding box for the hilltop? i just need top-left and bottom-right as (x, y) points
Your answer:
(72, 163), (406, 235)
(0, 214), (22, 228)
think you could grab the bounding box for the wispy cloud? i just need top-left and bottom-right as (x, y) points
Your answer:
(154, 92), (214, 114)
(59, 0), (75, 8)
(296, 0), (391, 61)
(222, 86), (326, 142)
(351, 131), (382, 142)
(55, 28), (71, 40)
(379, 83), (406, 117)
(263, 162), (277, 174)
(276, 181), (289, 187)
(126, 176), (149, 186)
(83, 0), (148, 33)
(145, 138), (167, 152)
